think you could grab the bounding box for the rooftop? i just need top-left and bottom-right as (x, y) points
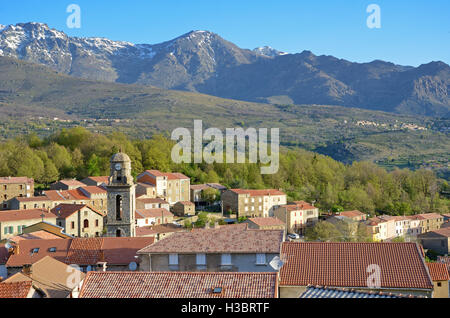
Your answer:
(51, 204), (104, 219)
(300, 285), (421, 298)
(426, 263), (450, 281)
(135, 208), (173, 219)
(0, 281), (33, 298)
(230, 189), (286, 197)
(79, 272), (278, 298)
(0, 209), (56, 223)
(339, 210), (366, 218)
(138, 224), (283, 254)
(279, 242), (433, 290)
(247, 217), (285, 227)
(0, 177), (33, 184)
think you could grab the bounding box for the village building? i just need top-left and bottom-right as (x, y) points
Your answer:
(172, 201), (196, 217)
(136, 224), (185, 241)
(0, 177), (34, 210)
(5, 237), (154, 276)
(337, 210), (367, 222)
(0, 209), (57, 241)
(426, 262), (450, 298)
(50, 179), (85, 191)
(221, 189), (287, 218)
(137, 170), (190, 205)
(417, 213), (444, 233)
(137, 224), (283, 273)
(81, 176), (109, 187)
(418, 227), (450, 255)
(273, 201), (319, 235)
(51, 204), (104, 238)
(244, 217), (286, 231)
(8, 221), (72, 243)
(78, 271), (278, 298)
(4, 256), (85, 298)
(136, 197), (170, 210)
(136, 182), (157, 198)
(135, 208), (174, 227)
(278, 242), (434, 298)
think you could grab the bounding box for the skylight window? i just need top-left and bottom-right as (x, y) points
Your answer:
(49, 247), (57, 253)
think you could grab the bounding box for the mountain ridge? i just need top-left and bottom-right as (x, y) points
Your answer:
(0, 22), (449, 117)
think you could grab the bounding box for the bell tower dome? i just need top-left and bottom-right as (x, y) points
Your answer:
(106, 151), (136, 237)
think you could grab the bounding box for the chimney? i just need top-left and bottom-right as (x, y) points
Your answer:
(0, 276), (3, 283)
(23, 264), (32, 276)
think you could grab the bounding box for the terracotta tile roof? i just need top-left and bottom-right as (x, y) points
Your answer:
(248, 217), (285, 227)
(79, 272), (278, 298)
(138, 225), (283, 254)
(191, 184), (210, 191)
(206, 183), (227, 190)
(4, 256), (85, 298)
(0, 177), (33, 184)
(0, 209), (56, 222)
(282, 201), (316, 211)
(9, 231), (63, 243)
(65, 237), (104, 265)
(339, 210), (366, 218)
(422, 227), (450, 237)
(143, 170), (190, 180)
(0, 281), (33, 298)
(135, 208), (173, 219)
(56, 179), (85, 187)
(6, 239), (72, 267)
(14, 196), (50, 203)
(51, 204), (104, 219)
(137, 182), (156, 188)
(84, 176), (109, 183)
(176, 201), (195, 206)
(136, 198), (168, 205)
(230, 189), (286, 197)
(136, 224), (185, 237)
(6, 237), (154, 267)
(417, 213), (444, 220)
(437, 256), (450, 274)
(426, 263), (450, 281)
(279, 242), (433, 290)
(79, 186), (107, 195)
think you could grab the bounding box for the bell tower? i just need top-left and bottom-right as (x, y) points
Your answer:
(106, 151), (136, 237)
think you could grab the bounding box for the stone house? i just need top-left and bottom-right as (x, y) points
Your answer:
(426, 262), (450, 298)
(0, 177), (34, 210)
(135, 208), (174, 227)
(0, 209), (57, 241)
(172, 201), (196, 217)
(417, 213), (445, 233)
(244, 217), (285, 231)
(136, 197), (170, 210)
(418, 227), (450, 255)
(137, 224), (283, 273)
(273, 201), (319, 235)
(221, 189), (287, 218)
(137, 170), (190, 205)
(51, 204), (104, 238)
(50, 179), (85, 191)
(81, 176), (109, 187)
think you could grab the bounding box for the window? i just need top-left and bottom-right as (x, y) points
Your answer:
(95, 219), (99, 227)
(17, 226), (22, 234)
(221, 254), (232, 266)
(169, 254), (179, 266)
(71, 222), (75, 230)
(196, 254), (206, 265)
(8, 226), (13, 234)
(256, 254), (266, 265)
(437, 282), (442, 287)
(49, 247), (57, 253)
(116, 195), (123, 221)
(31, 248), (39, 254)
(84, 219), (89, 228)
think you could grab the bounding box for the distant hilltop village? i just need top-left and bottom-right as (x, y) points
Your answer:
(0, 150), (449, 299)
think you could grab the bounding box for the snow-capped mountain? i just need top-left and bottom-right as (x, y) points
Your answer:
(0, 22), (448, 116)
(253, 46), (287, 57)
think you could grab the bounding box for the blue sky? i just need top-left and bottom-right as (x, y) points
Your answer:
(1, 0), (449, 66)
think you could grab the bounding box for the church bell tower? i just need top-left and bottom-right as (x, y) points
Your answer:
(106, 151), (136, 237)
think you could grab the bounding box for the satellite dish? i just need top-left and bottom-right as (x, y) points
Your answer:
(86, 265), (92, 272)
(4, 242), (12, 250)
(129, 262), (138, 271)
(269, 256), (285, 271)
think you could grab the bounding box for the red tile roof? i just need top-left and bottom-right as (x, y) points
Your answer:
(51, 204), (104, 219)
(14, 196), (50, 203)
(9, 231), (63, 243)
(136, 198), (169, 205)
(143, 170), (190, 180)
(426, 263), (450, 281)
(138, 225), (283, 254)
(84, 176), (109, 183)
(79, 186), (107, 195)
(56, 179), (85, 187)
(6, 237), (154, 267)
(44, 189), (90, 201)
(191, 184), (210, 191)
(339, 210), (366, 218)
(0, 177), (33, 185)
(0, 281), (33, 298)
(417, 213), (444, 220)
(79, 272), (278, 298)
(279, 242), (433, 290)
(282, 201), (316, 211)
(135, 208), (173, 219)
(423, 227), (450, 237)
(0, 209), (56, 222)
(136, 224), (184, 237)
(230, 189), (286, 197)
(248, 217), (285, 227)
(176, 201), (195, 206)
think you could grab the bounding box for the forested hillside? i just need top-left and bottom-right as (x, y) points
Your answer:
(0, 127), (448, 216)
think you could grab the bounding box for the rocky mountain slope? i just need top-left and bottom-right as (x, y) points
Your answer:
(0, 22), (448, 116)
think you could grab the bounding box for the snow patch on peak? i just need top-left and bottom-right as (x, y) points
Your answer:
(0, 24), (5, 32)
(253, 46), (288, 57)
